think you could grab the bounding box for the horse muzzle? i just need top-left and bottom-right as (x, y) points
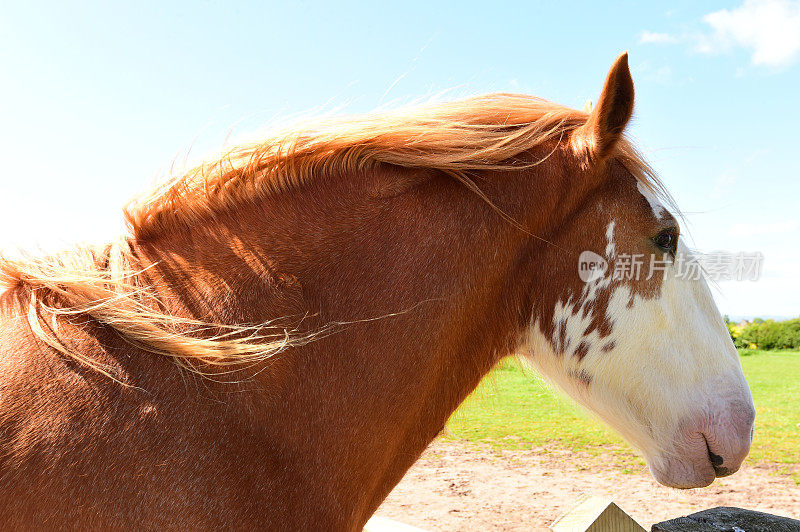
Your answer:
(648, 397), (755, 489)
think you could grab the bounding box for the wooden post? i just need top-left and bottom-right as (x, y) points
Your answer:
(550, 495), (646, 531)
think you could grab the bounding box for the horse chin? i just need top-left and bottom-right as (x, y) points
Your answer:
(645, 430), (748, 489)
(646, 397), (755, 489)
(647, 453), (717, 489)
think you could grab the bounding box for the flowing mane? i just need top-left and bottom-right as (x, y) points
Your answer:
(124, 93), (665, 239)
(0, 93), (667, 378)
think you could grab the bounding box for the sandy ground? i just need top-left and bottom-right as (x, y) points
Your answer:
(374, 439), (800, 530)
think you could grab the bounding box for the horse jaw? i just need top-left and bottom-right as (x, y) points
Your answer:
(518, 241), (755, 489)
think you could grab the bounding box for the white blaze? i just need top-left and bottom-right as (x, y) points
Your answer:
(520, 241), (754, 487)
(637, 181), (668, 220)
(604, 220), (616, 259)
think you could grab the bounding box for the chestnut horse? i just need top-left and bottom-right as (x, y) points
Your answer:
(0, 54), (754, 530)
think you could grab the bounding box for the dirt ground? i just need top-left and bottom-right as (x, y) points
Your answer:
(374, 439), (800, 530)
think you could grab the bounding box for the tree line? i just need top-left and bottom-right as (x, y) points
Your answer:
(726, 317), (800, 350)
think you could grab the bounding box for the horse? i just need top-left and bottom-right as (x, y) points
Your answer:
(0, 53), (754, 530)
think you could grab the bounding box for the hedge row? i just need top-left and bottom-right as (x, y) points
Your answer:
(726, 317), (800, 350)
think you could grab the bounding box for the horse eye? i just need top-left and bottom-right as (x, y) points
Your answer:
(652, 228), (679, 254)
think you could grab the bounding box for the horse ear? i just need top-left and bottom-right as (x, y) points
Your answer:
(575, 52), (634, 159)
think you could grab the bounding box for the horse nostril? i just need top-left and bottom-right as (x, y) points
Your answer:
(708, 451), (724, 467)
(713, 465), (731, 477)
(707, 449), (733, 477)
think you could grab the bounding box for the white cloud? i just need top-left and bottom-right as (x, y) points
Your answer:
(638, 30), (679, 44)
(698, 0), (800, 67)
(639, 1), (800, 68)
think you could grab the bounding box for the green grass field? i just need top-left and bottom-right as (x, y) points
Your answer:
(447, 349), (800, 469)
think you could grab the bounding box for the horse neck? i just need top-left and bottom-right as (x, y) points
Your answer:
(130, 163), (569, 523)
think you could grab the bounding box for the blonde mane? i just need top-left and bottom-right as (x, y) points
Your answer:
(0, 93), (668, 379)
(127, 94), (596, 238)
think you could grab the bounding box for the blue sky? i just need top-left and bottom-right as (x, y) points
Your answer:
(1, 1), (798, 318)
